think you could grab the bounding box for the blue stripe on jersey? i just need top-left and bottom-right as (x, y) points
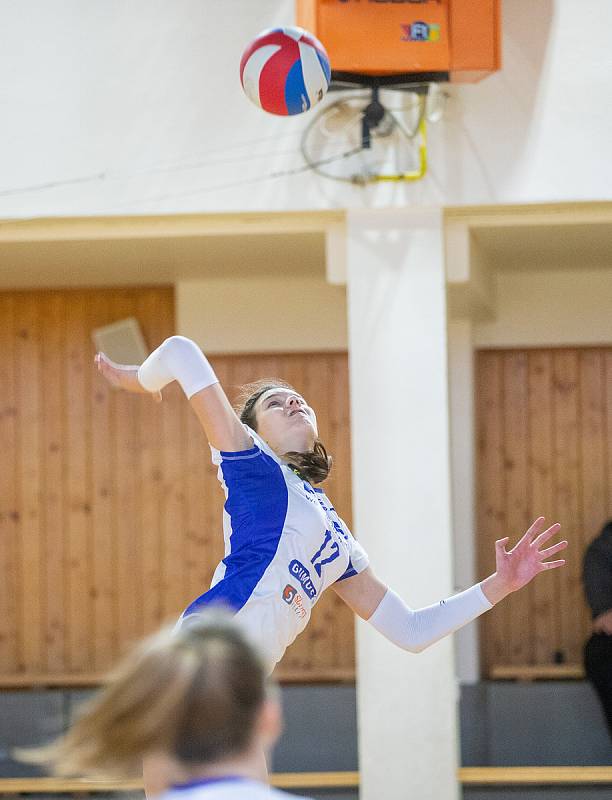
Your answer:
(182, 445), (288, 617)
(336, 561), (358, 582)
(285, 59), (309, 115)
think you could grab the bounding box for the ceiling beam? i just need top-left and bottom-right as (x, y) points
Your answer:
(445, 201), (612, 229)
(0, 210), (346, 243)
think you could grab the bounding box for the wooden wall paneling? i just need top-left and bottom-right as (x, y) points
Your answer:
(328, 353), (352, 526)
(527, 351), (557, 663)
(40, 293), (66, 672)
(552, 350), (583, 665)
(276, 355), (307, 402)
(158, 300), (186, 622)
(327, 354), (355, 672)
(476, 352), (507, 672)
(15, 293), (43, 672)
(89, 292), (117, 670)
(110, 292), (143, 650)
(477, 347), (612, 673)
(502, 352), (532, 664)
(0, 290), (355, 683)
(135, 289), (168, 635)
(65, 293), (92, 670)
(254, 355), (283, 388)
(228, 353), (259, 400)
(0, 295), (18, 672)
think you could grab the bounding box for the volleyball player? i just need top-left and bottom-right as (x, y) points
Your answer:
(95, 335), (567, 673)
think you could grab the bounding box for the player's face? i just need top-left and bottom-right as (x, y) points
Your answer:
(255, 388), (318, 454)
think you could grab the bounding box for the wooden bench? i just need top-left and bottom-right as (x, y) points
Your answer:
(2, 768), (612, 795)
(0, 775), (358, 795)
(489, 664), (585, 681)
(459, 767), (612, 785)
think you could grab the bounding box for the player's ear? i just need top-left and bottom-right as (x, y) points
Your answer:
(255, 693), (283, 753)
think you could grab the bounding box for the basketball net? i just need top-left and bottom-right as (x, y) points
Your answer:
(300, 84), (445, 185)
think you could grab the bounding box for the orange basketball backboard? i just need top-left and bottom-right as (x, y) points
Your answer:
(296, 0), (500, 83)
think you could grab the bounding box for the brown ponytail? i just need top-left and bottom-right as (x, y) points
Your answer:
(238, 379), (333, 485)
(18, 612), (267, 779)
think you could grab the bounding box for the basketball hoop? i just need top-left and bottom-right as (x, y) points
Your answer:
(296, 0), (499, 184)
(300, 84), (444, 184)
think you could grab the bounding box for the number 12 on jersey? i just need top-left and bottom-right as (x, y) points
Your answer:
(311, 529), (340, 577)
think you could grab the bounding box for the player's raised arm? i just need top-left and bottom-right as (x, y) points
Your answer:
(334, 517), (567, 654)
(95, 336), (250, 452)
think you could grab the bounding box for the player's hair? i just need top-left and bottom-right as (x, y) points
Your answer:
(20, 612), (267, 779)
(238, 379), (332, 485)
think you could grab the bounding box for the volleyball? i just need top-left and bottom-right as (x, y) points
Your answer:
(239, 26), (331, 116)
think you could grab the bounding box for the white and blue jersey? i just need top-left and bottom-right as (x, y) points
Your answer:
(161, 776), (312, 800)
(180, 426), (369, 670)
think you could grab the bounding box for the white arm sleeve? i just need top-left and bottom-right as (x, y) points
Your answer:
(368, 584), (493, 654)
(137, 336), (218, 399)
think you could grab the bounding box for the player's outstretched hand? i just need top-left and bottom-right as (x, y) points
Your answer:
(481, 517), (567, 604)
(94, 352), (162, 402)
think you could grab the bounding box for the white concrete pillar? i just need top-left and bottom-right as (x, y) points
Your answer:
(447, 318), (480, 685)
(347, 208), (459, 800)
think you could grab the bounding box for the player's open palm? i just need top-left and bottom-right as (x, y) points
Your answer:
(494, 517), (567, 593)
(94, 352), (162, 401)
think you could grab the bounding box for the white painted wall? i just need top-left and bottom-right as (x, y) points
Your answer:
(1, 1), (612, 217)
(176, 267), (612, 356)
(473, 268), (612, 348)
(176, 276), (347, 353)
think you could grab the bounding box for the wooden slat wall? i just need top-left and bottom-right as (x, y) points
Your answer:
(477, 347), (612, 674)
(0, 288), (355, 685)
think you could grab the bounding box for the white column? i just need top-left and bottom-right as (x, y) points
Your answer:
(347, 209), (459, 800)
(447, 319), (480, 685)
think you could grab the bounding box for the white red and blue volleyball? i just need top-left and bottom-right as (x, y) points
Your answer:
(240, 26), (331, 116)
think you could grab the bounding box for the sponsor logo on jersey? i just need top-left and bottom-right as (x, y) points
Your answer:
(282, 584), (297, 604)
(282, 584), (307, 619)
(289, 559), (317, 599)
